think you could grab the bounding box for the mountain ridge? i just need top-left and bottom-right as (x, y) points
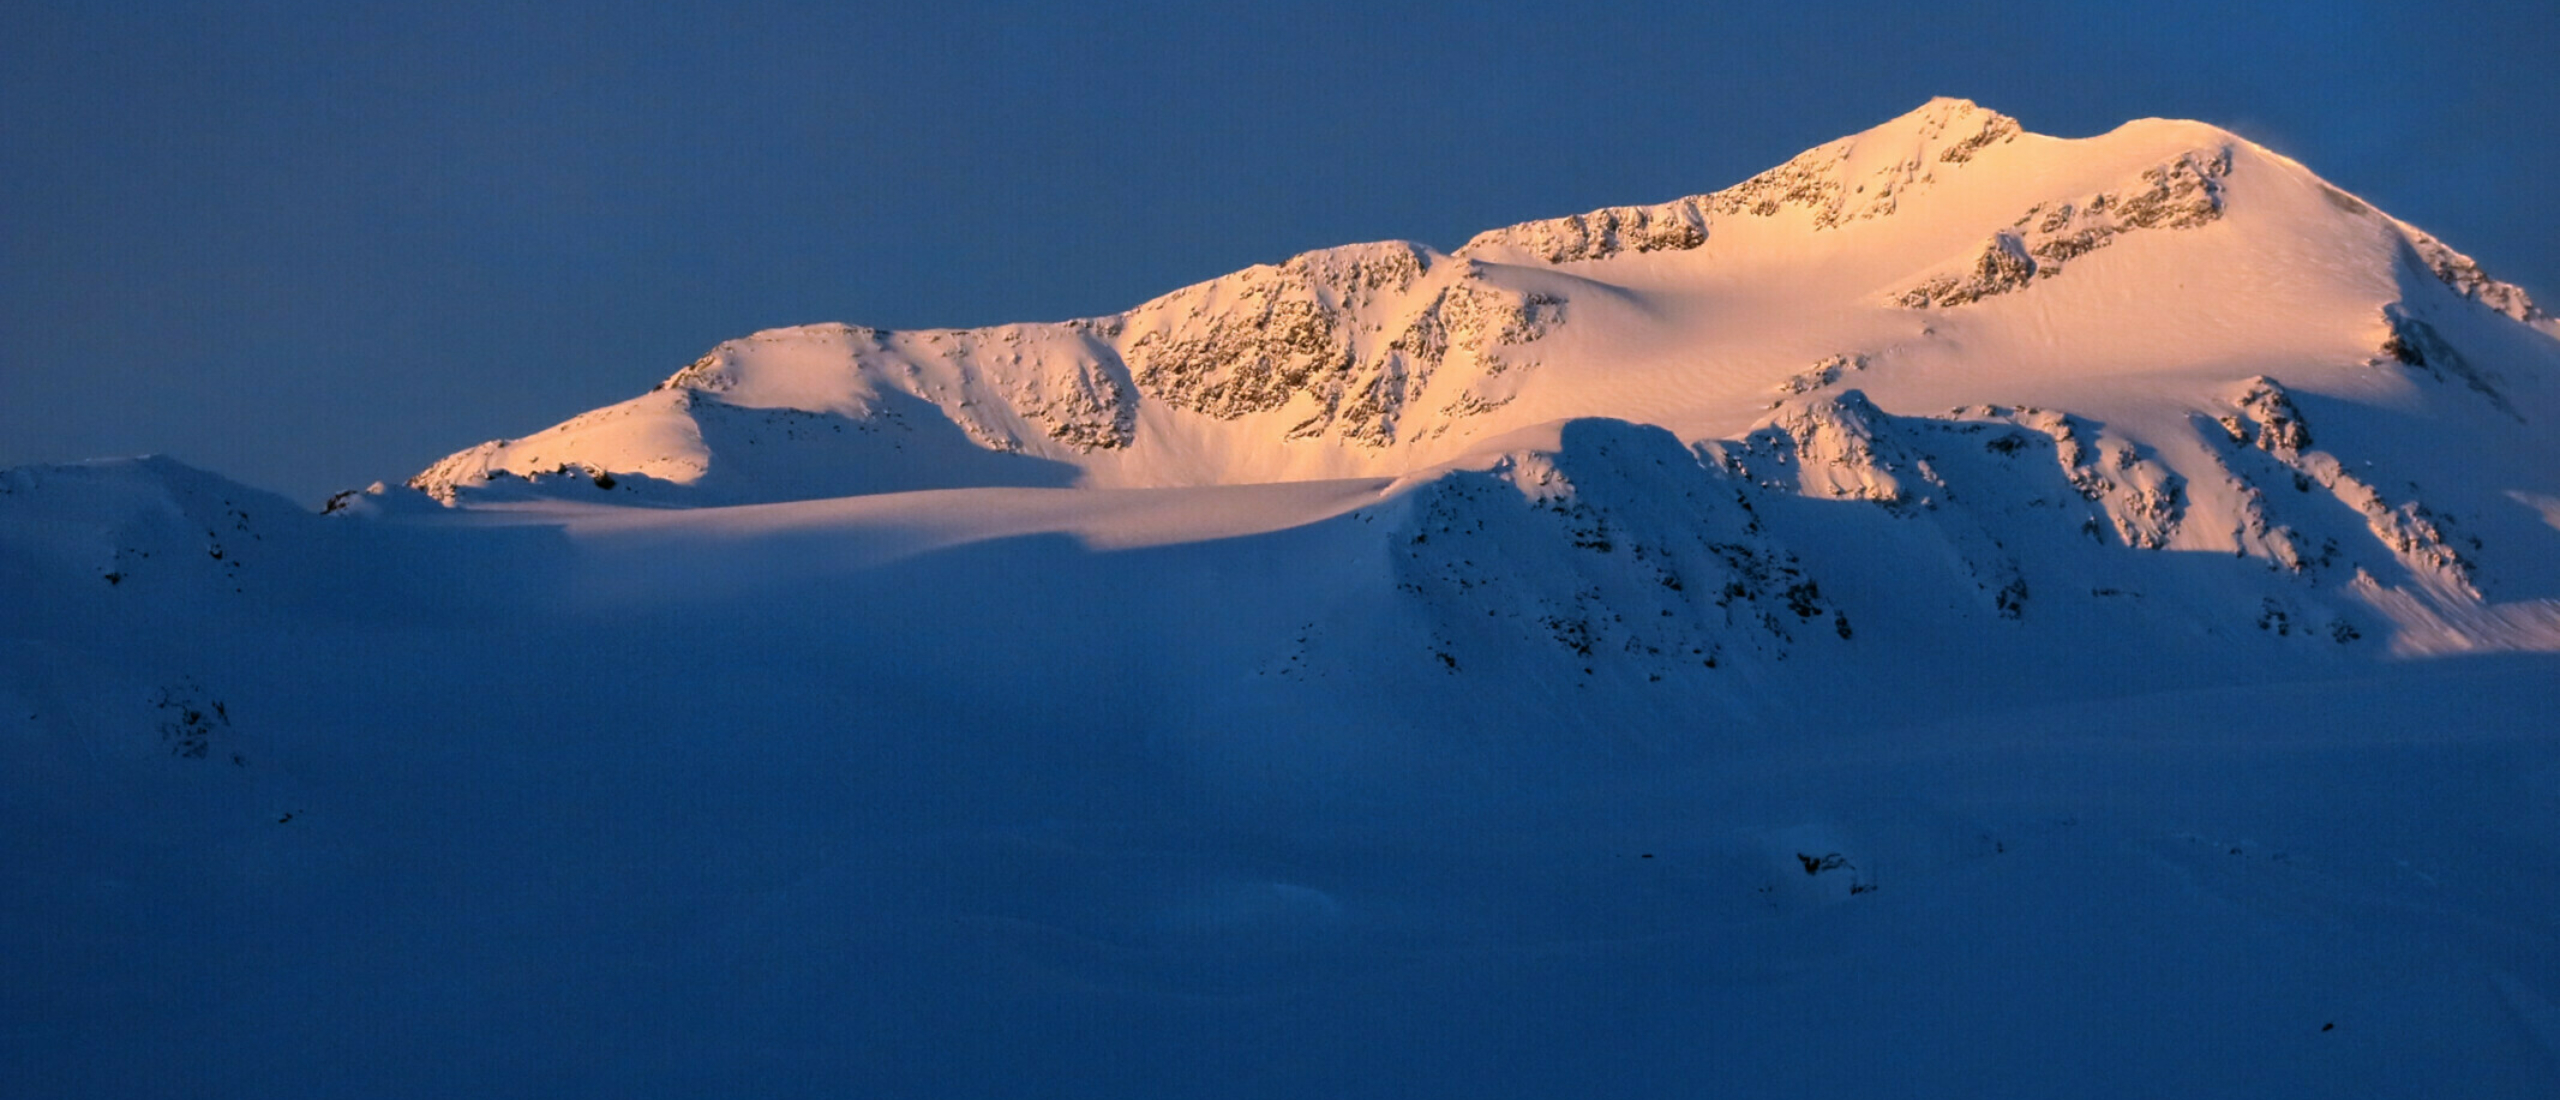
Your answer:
(399, 97), (2549, 513)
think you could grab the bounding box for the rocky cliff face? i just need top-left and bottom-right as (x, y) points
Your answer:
(1117, 243), (1566, 445)
(2404, 231), (2543, 322)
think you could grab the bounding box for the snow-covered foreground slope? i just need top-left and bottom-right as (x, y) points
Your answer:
(6, 457), (2560, 1096)
(8, 100), (2560, 1095)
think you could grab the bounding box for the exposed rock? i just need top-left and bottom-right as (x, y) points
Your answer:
(2379, 305), (2523, 420)
(1775, 354), (1869, 397)
(2319, 184), (2371, 217)
(2403, 232), (2544, 322)
(1727, 390), (1939, 508)
(2221, 377), (2313, 456)
(2007, 408), (2186, 549)
(1897, 232), (2039, 309)
(1122, 256), (1365, 421)
(1710, 148), (1850, 224)
(2207, 376), (2479, 598)
(1939, 112), (2022, 162)
(1898, 148), (2232, 309)
(915, 324), (1139, 451)
(1716, 99), (2022, 229)
(1119, 242), (1573, 446)
(2107, 150), (2234, 231)
(1337, 277), (1564, 445)
(409, 441), (508, 504)
(1458, 99), (2022, 263)
(1386, 421), (1843, 682)
(656, 349), (735, 393)
(1455, 199), (1711, 264)
(1714, 392), (2054, 620)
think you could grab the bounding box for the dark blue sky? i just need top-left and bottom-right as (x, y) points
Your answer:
(7, 1), (2556, 502)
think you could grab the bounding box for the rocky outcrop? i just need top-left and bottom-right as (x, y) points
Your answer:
(1120, 244), (1410, 421)
(1722, 390), (1943, 508)
(902, 323), (1139, 451)
(1384, 420), (1848, 682)
(2208, 376), (2479, 598)
(1774, 354), (1869, 397)
(1899, 148), (2232, 308)
(1453, 199), (1711, 264)
(2217, 378), (2313, 457)
(2404, 232), (2544, 322)
(2006, 407), (2186, 550)
(1712, 99), (2023, 230)
(1937, 110), (2023, 163)
(1896, 231), (2041, 309)
(1121, 243), (1565, 446)
(2379, 305), (2523, 420)
(1335, 274), (1564, 444)
(1457, 99), (2022, 264)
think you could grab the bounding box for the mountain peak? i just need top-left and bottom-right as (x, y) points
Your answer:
(1820, 95), (2026, 171)
(1878, 95), (2013, 137)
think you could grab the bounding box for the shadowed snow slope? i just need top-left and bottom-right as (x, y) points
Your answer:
(8, 100), (2560, 1097)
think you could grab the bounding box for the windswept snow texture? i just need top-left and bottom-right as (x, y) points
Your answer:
(10, 99), (2560, 1096)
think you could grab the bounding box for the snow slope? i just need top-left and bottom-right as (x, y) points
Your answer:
(7, 100), (2560, 1096)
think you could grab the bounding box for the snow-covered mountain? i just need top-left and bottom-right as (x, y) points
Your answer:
(9, 100), (2560, 1096)
(394, 96), (2560, 659)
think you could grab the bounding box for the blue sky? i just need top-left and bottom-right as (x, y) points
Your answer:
(7, 0), (2556, 502)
